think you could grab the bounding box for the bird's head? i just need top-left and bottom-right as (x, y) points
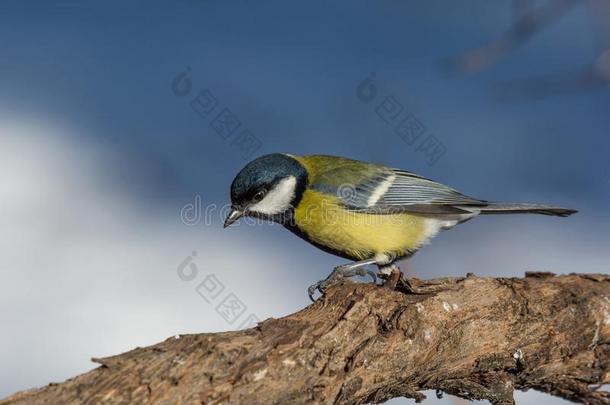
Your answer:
(225, 153), (307, 227)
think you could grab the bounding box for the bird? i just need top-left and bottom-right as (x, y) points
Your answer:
(224, 153), (577, 300)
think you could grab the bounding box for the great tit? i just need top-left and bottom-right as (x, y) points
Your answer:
(224, 153), (576, 300)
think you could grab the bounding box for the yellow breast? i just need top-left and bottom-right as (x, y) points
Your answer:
(293, 190), (428, 262)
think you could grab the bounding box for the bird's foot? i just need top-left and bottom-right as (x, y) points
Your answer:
(378, 264), (402, 290)
(308, 265), (377, 301)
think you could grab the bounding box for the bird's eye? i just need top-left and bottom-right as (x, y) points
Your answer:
(253, 190), (266, 202)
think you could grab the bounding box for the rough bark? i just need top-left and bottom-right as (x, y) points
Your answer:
(2, 273), (610, 405)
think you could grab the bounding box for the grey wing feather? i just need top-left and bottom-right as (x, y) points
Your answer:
(346, 169), (488, 215)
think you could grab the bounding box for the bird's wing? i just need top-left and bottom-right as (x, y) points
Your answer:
(309, 159), (487, 215)
(368, 169), (488, 214)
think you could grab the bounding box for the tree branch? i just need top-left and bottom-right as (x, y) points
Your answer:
(2, 273), (610, 405)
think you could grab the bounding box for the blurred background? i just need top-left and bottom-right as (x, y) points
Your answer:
(1, 1), (608, 403)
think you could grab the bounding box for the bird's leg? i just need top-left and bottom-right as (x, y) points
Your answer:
(378, 263), (402, 290)
(308, 258), (378, 301)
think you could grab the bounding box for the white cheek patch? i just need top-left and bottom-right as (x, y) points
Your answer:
(249, 176), (297, 215)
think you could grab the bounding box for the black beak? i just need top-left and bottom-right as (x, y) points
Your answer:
(224, 208), (243, 228)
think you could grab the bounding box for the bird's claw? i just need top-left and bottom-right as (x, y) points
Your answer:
(307, 265), (378, 301)
(362, 269), (377, 284)
(307, 283), (322, 302)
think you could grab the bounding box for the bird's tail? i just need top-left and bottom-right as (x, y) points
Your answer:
(477, 203), (577, 217)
